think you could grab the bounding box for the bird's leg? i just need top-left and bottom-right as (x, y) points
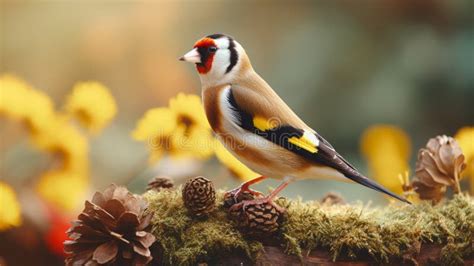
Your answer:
(230, 177), (293, 213)
(226, 175), (267, 201)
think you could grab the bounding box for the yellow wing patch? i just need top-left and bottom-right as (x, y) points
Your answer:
(289, 134), (318, 153)
(253, 116), (318, 153)
(253, 116), (274, 131)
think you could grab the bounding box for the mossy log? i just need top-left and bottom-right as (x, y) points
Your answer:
(212, 245), (474, 265)
(144, 189), (473, 265)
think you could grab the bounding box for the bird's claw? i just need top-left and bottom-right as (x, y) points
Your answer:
(224, 185), (264, 208)
(228, 196), (286, 214)
(227, 186), (263, 199)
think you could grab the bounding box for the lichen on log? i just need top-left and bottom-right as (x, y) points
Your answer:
(144, 189), (473, 265)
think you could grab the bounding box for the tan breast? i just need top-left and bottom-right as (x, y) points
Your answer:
(202, 85), (225, 133)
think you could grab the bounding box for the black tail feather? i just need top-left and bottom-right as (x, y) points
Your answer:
(346, 173), (411, 204)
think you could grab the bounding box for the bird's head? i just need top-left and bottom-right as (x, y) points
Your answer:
(179, 34), (250, 87)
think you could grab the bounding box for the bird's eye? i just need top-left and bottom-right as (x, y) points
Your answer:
(208, 46), (217, 53)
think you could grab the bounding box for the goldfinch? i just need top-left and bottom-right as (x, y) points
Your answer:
(179, 33), (410, 208)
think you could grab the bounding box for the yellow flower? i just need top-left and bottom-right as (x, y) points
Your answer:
(132, 93), (214, 163)
(215, 140), (260, 181)
(31, 116), (90, 212)
(0, 182), (22, 231)
(31, 115), (89, 173)
(0, 74), (56, 131)
(0, 74), (34, 119)
(171, 125), (214, 159)
(132, 107), (177, 162)
(168, 93), (214, 158)
(65, 81), (117, 134)
(455, 126), (474, 193)
(132, 108), (177, 141)
(0, 74), (92, 211)
(361, 125), (411, 194)
(169, 93), (210, 130)
(36, 170), (89, 211)
(361, 125), (411, 159)
(0, 74), (88, 172)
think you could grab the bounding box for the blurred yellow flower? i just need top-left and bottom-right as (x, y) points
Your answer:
(361, 125), (411, 159)
(455, 126), (474, 193)
(169, 93), (211, 130)
(215, 140), (260, 181)
(0, 182), (22, 231)
(171, 125), (214, 159)
(30, 114), (89, 210)
(132, 107), (177, 162)
(36, 170), (89, 211)
(1, 74), (92, 211)
(0, 74), (56, 131)
(65, 81), (117, 134)
(132, 93), (214, 163)
(0, 74), (89, 173)
(361, 125), (411, 194)
(168, 93), (213, 159)
(132, 108), (177, 141)
(31, 115), (89, 173)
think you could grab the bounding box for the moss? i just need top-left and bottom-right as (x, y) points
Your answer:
(144, 189), (262, 265)
(144, 190), (473, 265)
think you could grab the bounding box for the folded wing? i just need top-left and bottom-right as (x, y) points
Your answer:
(226, 86), (410, 204)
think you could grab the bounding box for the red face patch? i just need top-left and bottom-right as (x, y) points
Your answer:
(193, 38), (217, 74)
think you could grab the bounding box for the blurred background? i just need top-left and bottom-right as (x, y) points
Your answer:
(1, 0), (473, 265)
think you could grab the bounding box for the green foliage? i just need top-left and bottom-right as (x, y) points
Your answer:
(145, 189), (473, 265)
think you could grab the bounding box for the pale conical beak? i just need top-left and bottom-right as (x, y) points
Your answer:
(179, 48), (201, 63)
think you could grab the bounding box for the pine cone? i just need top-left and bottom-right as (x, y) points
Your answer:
(182, 176), (216, 217)
(413, 135), (466, 201)
(411, 180), (446, 202)
(146, 176), (174, 192)
(232, 202), (285, 237)
(320, 192), (345, 205)
(64, 184), (156, 265)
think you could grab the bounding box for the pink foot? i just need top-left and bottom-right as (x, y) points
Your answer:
(227, 185), (263, 199)
(223, 176), (268, 208)
(229, 196), (286, 214)
(224, 185), (263, 208)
